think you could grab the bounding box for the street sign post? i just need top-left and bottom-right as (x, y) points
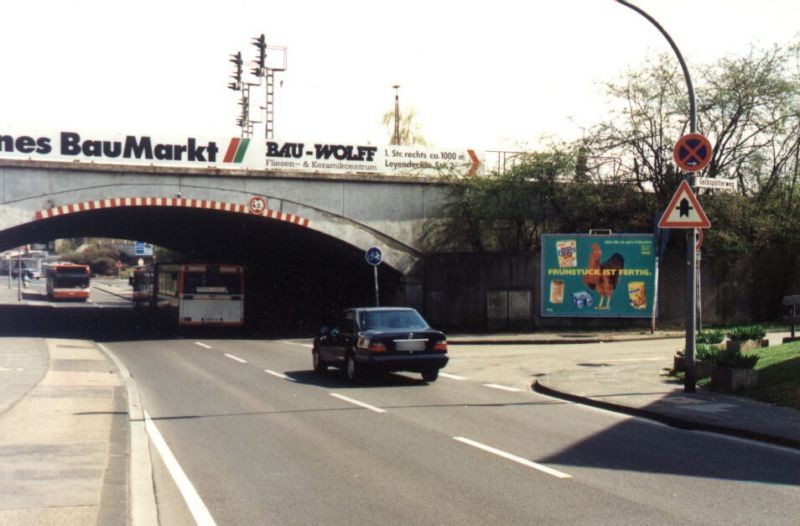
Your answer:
(365, 247), (383, 306)
(660, 178), (711, 393)
(673, 133), (712, 172)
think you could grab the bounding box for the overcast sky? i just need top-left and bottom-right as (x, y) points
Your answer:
(2, 1), (798, 152)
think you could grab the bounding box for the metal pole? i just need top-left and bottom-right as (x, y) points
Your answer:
(17, 250), (22, 301)
(685, 229), (696, 391)
(373, 265), (380, 306)
(392, 85), (400, 145)
(614, 0), (696, 133)
(615, 0), (698, 392)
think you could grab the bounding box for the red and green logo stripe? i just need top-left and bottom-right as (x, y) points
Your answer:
(223, 138), (250, 163)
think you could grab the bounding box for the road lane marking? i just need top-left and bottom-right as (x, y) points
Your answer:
(453, 436), (572, 479)
(440, 372), (468, 380)
(224, 353), (247, 364)
(264, 369), (296, 382)
(280, 340), (313, 348)
(329, 393), (386, 413)
(483, 383), (524, 392)
(145, 410), (217, 525)
(194, 342), (212, 349)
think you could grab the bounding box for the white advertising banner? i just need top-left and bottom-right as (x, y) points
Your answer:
(0, 128), (483, 176)
(0, 129), (265, 169)
(266, 140), (483, 176)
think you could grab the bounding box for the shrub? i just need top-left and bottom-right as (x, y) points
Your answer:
(696, 343), (721, 362)
(697, 329), (725, 345)
(727, 325), (766, 342)
(714, 348), (760, 369)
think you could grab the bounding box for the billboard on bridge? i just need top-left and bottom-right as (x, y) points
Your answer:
(0, 129), (265, 169)
(0, 128), (483, 176)
(265, 139), (483, 177)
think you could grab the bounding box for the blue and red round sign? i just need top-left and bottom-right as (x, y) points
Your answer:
(673, 133), (712, 172)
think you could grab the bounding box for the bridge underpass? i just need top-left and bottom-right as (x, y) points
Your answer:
(0, 152), (455, 334)
(1, 204), (406, 334)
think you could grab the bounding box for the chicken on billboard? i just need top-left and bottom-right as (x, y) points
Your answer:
(541, 234), (656, 318)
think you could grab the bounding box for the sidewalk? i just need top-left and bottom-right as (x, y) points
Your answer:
(0, 338), (128, 525)
(452, 330), (800, 450)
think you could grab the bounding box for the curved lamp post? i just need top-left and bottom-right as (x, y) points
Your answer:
(614, 0), (700, 392)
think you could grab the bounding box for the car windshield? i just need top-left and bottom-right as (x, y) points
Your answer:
(359, 310), (429, 331)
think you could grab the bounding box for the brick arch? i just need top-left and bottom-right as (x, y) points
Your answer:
(33, 196), (311, 228)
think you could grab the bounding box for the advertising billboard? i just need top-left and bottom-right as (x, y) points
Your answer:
(541, 234), (656, 318)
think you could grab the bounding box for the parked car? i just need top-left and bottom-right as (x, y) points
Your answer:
(313, 307), (448, 382)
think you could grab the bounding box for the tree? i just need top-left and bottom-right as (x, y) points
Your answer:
(381, 107), (428, 146)
(422, 145), (653, 252)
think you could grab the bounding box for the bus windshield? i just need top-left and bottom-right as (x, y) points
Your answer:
(52, 269), (90, 289)
(182, 271), (242, 294)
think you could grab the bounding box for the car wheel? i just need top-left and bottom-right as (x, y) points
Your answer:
(345, 353), (360, 383)
(312, 347), (327, 373)
(421, 369), (439, 382)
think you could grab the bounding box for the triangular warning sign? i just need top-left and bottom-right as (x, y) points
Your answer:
(658, 180), (711, 229)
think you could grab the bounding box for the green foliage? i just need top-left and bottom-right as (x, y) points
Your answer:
(727, 325), (767, 342)
(714, 348), (760, 369)
(62, 242), (120, 276)
(697, 329), (726, 345)
(696, 343), (721, 361)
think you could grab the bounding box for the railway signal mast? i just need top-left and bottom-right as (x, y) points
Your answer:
(227, 34), (287, 139)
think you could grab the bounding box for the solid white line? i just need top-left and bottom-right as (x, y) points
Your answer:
(484, 383), (524, 392)
(194, 342), (212, 349)
(453, 436), (572, 479)
(144, 411), (217, 525)
(264, 369), (295, 382)
(329, 393), (386, 413)
(224, 353), (247, 364)
(440, 372), (468, 380)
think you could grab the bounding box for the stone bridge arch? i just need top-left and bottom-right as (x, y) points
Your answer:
(0, 161), (449, 276)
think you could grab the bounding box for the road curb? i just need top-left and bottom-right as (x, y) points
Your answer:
(97, 343), (158, 526)
(450, 335), (683, 345)
(532, 380), (800, 451)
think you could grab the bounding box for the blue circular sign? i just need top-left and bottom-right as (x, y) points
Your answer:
(365, 247), (383, 266)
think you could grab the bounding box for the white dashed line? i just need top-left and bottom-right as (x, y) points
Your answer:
(440, 372), (468, 380)
(329, 393), (386, 413)
(483, 383), (524, 392)
(264, 369), (295, 381)
(194, 342), (212, 349)
(224, 353), (247, 364)
(453, 436), (572, 479)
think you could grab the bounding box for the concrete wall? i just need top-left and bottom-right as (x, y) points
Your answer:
(422, 250), (787, 332)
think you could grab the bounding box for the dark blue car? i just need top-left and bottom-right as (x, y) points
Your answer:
(313, 307), (448, 383)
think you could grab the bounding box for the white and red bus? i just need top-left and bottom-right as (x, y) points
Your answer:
(132, 263), (245, 326)
(45, 263), (91, 301)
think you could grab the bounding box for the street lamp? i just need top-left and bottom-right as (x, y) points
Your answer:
(614, 0), (700, 392)
(391, 85), (400, 145)
(614, 0), (696, 133)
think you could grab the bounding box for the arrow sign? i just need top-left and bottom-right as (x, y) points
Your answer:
(365, 246), (383, 266)
(467, 149), (480, 177)
(658, 180), (711, 229)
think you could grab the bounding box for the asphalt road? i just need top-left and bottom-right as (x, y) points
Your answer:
(107, 337), (800, 525)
